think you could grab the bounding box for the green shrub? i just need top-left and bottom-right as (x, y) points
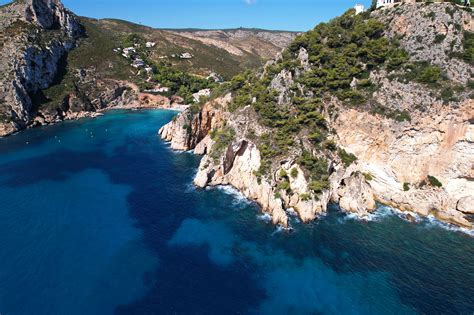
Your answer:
(323, 140), (337, 151)
(363, 172), (373, 181)
(338, 149), (358, 167)
(277, 180), (291, 191)
(393, 110), (412, 122)
(434, 34), (446, 44)
(416, 65), (442, 84)
(308, 180), (328, 193)
(387, 49), (409, 71)
(403, 182), (410, 191)
(297, 151), (330, 194)
(210, 127), (236, 160)
(468, 80), (474, 90)
(300, 193), (311, 201)
(425, 11), (436, 20)
(462, 31), (474, 64)
(290, 168), (299, 178)
(427, 175), (443, 188)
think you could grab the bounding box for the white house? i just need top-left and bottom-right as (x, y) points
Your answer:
(354, 4), (365, 14)
(122, 47), (136, 58)
(193, 89), (211, 102)
(131, 59), (145, 68)
(144, 85), (170, 93)
(144, 67), (154, 74)
(146, 41), (156, 48)
(180, 52), (193, 59)
(207, 72), (223, 83)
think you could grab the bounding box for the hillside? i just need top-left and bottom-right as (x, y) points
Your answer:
(0, 0), (296, 136)
(92, 19), (298, 79)
(160, 3), (474, 229)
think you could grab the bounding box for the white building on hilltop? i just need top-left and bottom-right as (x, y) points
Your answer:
(354, 4), (365, 14)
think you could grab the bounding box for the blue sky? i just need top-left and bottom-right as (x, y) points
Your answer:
(0, 0), (372, 31)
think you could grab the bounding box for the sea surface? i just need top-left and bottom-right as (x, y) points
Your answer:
(0, 109), (473, 315)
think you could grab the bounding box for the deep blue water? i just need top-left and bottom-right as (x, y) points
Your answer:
(0, 110), (473, 315)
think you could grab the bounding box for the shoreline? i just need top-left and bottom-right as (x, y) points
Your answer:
(0, 104), (188, 138)
(204, 182), (474, 237)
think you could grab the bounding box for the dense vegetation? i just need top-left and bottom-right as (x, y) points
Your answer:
(221, 9), (414, 194)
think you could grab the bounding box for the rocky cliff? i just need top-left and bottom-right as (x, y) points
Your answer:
(0, 0), (82, 136)
(160, 3), (474, 230)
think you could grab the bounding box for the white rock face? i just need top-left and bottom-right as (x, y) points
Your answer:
(270, 69), (293, 105)
(159, 94), (231, 151)
(457, 196), (474, 214)
(159, 113), (192, 151)
(332, 99), (474, 228)
(195, 141), (289, 227)
(0, 0), (82, 136)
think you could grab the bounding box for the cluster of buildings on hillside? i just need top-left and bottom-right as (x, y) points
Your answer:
(170, 52), (194, 59)
(113, 43), (156, 73)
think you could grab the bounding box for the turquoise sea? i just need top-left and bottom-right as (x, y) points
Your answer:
(0, 109), (472, 314)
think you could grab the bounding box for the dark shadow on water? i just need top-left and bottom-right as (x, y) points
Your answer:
(0, 142), (267, 313)
(1, 117), (473, 314)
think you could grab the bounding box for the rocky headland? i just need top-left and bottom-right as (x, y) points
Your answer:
(160, 3), (474, 230)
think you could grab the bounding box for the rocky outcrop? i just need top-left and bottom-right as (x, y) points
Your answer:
(332, 97), (473, 228)
(159, 94), (231, 150)
(374, 3), (473, 83)
(457, 196), (474, 214)
(0, 0), (82, 136)
(194, 140), (290, 227)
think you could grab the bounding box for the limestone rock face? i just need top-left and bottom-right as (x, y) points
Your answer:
(457, 196), (474, 215)
(270, 69), (293, 105)
(195, 141), (289, 228)
(374, 3), (473, 83)
(335, 171), (377, 216)
(332, 98), (474, 228)
(26, 0), (82, 37)
(0, 0), (82, 136)
(159, 94), (231, 150)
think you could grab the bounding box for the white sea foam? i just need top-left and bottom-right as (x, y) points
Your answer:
(184, 182), (196, 193)
(216, 185), (253, 206)
(422, 215), (474, 237)
(286, 208), (298, 217)
(257, 213), (272, 223)
(341, 205), (474, 237)
(272, 224), (293, 236)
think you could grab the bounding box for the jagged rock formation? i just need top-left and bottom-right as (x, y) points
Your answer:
(0, 0), (82, 136)
(160, 3), (474, 230)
